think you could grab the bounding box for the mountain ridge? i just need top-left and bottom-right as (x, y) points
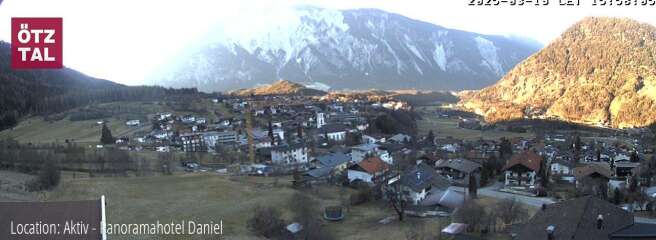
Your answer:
(231, 79), (326, 96)
(148, 6), (540, 92)
(460, 17), (656, 129)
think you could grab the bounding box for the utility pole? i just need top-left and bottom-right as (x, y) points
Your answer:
(246, 103), (255, 164)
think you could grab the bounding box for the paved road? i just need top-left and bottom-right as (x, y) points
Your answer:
(479, 183), (656, 224)
(478, 183), (555, 207)
(635, 217), (656, 224)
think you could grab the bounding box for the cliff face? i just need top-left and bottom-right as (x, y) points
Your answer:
(461, 17), (656, 128)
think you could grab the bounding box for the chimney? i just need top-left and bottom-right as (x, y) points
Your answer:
(546, 225), (555, 240)
(597, 214), (604, 229)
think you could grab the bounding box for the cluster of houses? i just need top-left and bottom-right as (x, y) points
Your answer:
(108, 95), (656, 225)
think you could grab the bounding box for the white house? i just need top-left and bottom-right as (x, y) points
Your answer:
(316, 112), (326, 129)
(125, 120), (140, 126)
(273, 128), (285, 141)
(361, 134), (387, 144)
(350, 143), (393, 165)
(395, 163), (449, 205)
(319, 124), (349, 142)
(550, 160), (573, 175)
(441, 144), (459, 153)
(351, 143), (379, 162)
(503, 151), (544, 189)
(271, 143), (309, 165)
(181, 115), (196, 124)
(203, 131), (238, 150)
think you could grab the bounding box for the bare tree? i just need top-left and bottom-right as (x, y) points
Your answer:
(246, 206), (284, 238)
(288, 192), (334, 240)
(454, 200), (486, 232)
(496, 198), (529, 226)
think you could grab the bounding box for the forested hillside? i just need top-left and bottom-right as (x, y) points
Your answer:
(0, 41), (201, 131)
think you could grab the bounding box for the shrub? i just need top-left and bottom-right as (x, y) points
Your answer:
(28, 161), (61, 191)
(247, 206), (284, 238)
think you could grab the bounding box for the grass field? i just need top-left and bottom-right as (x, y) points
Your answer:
(0, 169), (525, 239)
(0, 100), (236, 145)
(0, 170), (39, 202)
(417, 115), (534, 141)
(39, 173), (484, 240)
(0, 117), (149, 145)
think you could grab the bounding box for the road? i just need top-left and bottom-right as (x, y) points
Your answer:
(478, 183), (555, 207)
(478, 183), (656, 224)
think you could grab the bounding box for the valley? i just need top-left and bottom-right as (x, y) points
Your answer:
(1, 3), (656, 239)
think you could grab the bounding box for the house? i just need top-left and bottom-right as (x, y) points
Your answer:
(503, 151), (544, 189)
(316, 112), (326, 129)
(115, 137), (129, 145)
(156, 112), (172, 120)
(319, 124), (349, 142)
(195, 117), (207, 124)
(181, 115), (196, 124)
(440, 143), (459, 153)
(272, 128), (285, 141)
(202, 131), (238, 149)
(125, 119), (140, 126)
(610, 223), (656, 239)
(180, 133), (206, 152)
(361, 134), (387, 144)
(614, 161), (640, 178)
(550, 158), (575, 175)
(435, 158), (482, 186)
(155, 146), (170, 152)
(271, 143), (308, 165)
(347, 157), (389, 184)
(351, 143), (379, 162)
(388, 134), (411, 143)
(574, 163), (612, 193)
(514, 196), (635, 240)
(304, 167), (337, 184)
(311, 152), (350, 171)
(254, 137), (273, 149)
(351, 143), (393, 164)
(151, 130), (170, 140)
(394, 163), (450, 205)
(303, 152), (351, 184)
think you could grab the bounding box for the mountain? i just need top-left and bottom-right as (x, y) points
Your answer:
(460, 17), (656, 129)
(0, 41), (125, 128)
(148, 7), (540, 92)
(231, 80), (326, 96)
(0, 42), (199, 131)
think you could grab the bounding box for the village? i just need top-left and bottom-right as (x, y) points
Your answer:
(76, 91), (656, 239)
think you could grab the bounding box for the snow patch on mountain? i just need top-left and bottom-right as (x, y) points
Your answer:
(474, 36), (503, 76)
(433, 43), (447, 71)
(149, 7), (540, 91)
(216, 7), (349, 64)
(305, 81), (331, 91)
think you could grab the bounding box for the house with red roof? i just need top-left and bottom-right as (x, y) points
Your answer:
(347, 156), (390, 184)
(503, 150), (544, 189)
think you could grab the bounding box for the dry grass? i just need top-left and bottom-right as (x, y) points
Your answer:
(0, 100), (236, 145)
(0, 170), (39, 201)
(417, 115), (534, 141)
(38, 173), (473, 240)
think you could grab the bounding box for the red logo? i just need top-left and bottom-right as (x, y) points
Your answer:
(11, 18), (63, 69)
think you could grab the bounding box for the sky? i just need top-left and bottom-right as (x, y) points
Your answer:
(1, 0), (656, 85)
